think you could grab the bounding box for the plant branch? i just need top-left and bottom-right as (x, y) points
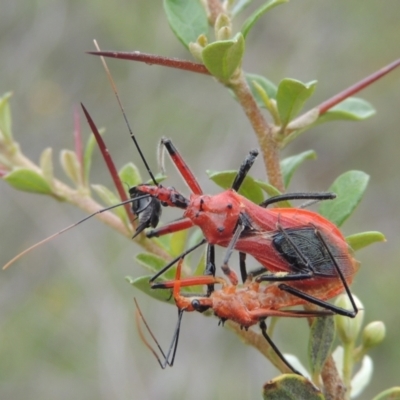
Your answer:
(317, 57), (400, 115)
(88, 51), (210, 75)
(1, 144), (169, 269)
(321, 356), (346, 400)
(228, 71), (284, 191)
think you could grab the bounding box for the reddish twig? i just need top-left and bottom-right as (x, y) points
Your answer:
(317, 57), (400, 115)
(81, 103), (134, 221)
(87, 51), (210, 75)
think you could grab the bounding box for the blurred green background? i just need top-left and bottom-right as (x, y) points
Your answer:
(1, 1), (399, 399)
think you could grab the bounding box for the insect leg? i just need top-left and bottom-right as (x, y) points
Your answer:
(149, 238), (207, 282)
(231, 149), (259, 191)
(220, 223), (245, 285)
(205, 245), (216, 295)
(314, 228), (358, 317)
(259, 192), (336, 208)
(257, 225), (357, 317)
(259, 320), (302, 375)
(161, 138), (203, 195)
(146, 217), (194, 238)
(277, 284), (356, 317)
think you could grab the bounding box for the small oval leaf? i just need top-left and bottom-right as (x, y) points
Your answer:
(119, 162), (142, 191)
(346, 231), (386, 251)
(254, 180), (292, 207)
(202, 33), (245, 82)
(60, 149), (83, 187)
(145, 173), (167, 185)
(317, 98), (376, 124)
(207, 170), (264, 204)
(319, 171), (369, 227)
(308, 316), (335, 377)
(91, 184), (128, 225)
(277, 79), (317, 127)
(241, 0), (288, 38)
(39, 147), (54, 187)
(164, 0), (208, 49)
(4, 168), (53, 195)
(126, 275), (175, 304)
(170, 229), (188, 258)
(136, 253), (176, 280)
(246, 73), (277, 101)
(281, 150), (317, 188)
(263, 374), (325, 400)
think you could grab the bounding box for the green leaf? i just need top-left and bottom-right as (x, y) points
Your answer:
(319, 171), (369, 227)
(372, 387), (400, 400)
(164, 0), (208, 48)
(0, 92), (13, 142)
(254, 180), (293, 207)
(126, 275), (175, 304)
(60, 149), (83, 187)
(263, 374), (325, 400)
(281, 150), (317, 188)
(241, 0), (288, 38)
(317, 98), (376, 124)
(308, 317), (335, 377)
(91, 184), (128, 225)
(202, 33), (245, 82)
(91, 184), (119, 205)
(39, 147), (54, 187)
(4, 168), (53, 195)
(246, 73), (277, 103)
(193, 249), (207, 277)
(207, 170), (264, 204)
(346, 231), (386, 251)
(136, 253), (176, 280)
(170, 229), (188, 257)
(277, 79), (317, 127)
(119, 162), (142, 192)
(145, 173), (167, 185)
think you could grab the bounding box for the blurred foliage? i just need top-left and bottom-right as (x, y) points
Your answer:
(1, 1), (400, 399)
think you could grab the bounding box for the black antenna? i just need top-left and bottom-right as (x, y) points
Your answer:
(93, 40), (158, 186)
(2, 195), (151, 270)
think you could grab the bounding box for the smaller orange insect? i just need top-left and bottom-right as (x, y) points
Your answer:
(137, 258), (333, 374)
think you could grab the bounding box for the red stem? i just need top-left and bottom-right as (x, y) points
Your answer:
(81, 103), (134, 221)
(318, 57), (400, 114)
(87, 51), (210, 75)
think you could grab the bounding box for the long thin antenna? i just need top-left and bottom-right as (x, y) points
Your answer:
(93, 40), (158, 186)
(3, 195), (149, 270)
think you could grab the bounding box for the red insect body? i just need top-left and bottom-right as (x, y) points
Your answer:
(143, 259), (334, 372)
(136, 185), (359, 300)
(157, 260), (333, 330)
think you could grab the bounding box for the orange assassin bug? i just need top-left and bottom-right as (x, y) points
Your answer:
(129, 140), (359, 318)
(3, 65), (362, 321)
(137, 258), (334, 373)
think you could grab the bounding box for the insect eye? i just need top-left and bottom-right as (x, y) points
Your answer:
(191, 299), (201, 310)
